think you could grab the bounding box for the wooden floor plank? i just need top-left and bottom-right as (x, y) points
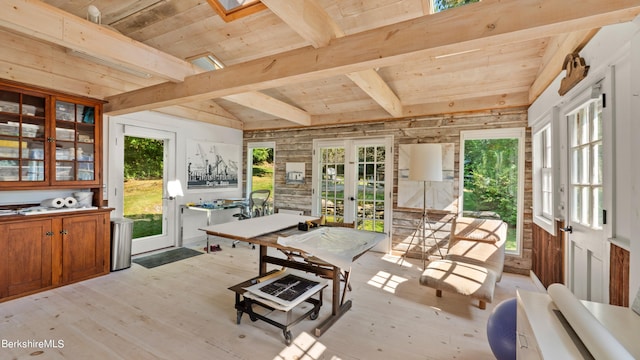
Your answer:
(0, 242), (538, 359)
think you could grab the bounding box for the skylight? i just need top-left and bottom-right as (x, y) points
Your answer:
(207, 0), (266, 22)
(188, 54), (225, 72)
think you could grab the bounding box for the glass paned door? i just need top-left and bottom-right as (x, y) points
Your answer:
(566, 95), (606, 301)
(356, 145), (386, 232)
(120, 126), (177, 255)
(319, 146), (346, 223)
(314, 137), (392, 253)
(569, 99), (603, 229)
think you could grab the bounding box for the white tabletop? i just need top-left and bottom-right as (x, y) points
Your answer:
(199, 213), (318, 240)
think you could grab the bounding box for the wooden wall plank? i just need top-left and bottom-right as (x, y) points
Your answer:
(610, 244), (630, 307)
(243, 110), (532, 274)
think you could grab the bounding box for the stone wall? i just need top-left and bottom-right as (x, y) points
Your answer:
(243, 109), (532, 274)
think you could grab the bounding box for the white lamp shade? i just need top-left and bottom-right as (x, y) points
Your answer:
(409, 144), (443, 182)
(167, 179), (184, 198)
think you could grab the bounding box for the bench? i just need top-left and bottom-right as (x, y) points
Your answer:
(419, 217), (507, 309)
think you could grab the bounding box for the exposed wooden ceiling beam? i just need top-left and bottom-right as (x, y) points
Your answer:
(223, 91), (311, 126)
(0, 0), (312, 126)
(261, 0), (339, 48)
(344, 70), (402, 117)
(155, 103), (244, 130)
(105, 0), (640, 115)
(262, 0), (403, 117)
(242, 92), (530, 131)
(0, 0), (195, 83)
(528, 29), (599, 103)
(421, 0), (433, 15)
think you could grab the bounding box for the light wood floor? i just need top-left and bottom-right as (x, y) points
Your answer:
(0, 238), (540, 360)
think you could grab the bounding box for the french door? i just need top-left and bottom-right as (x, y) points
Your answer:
(312, 137), (393, 253)
(565, 89), (608, 302)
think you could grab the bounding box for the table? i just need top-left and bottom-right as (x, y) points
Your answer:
(180, 203), (244, 251)
(200, 213), (386, 336)
(228, 270), (326, 345)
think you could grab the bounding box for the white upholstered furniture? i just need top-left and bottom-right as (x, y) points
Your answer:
(419, 217), (507, 309)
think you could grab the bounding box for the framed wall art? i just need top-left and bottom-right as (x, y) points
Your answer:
(186, 140), (240, 190)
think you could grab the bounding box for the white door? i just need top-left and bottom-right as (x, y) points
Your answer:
(312, 137), (393, 253)
(565, 89), (608, 302)
(113, 125), (179, 255)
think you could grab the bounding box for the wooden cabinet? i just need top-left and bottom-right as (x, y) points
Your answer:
(0, 209), (111, 302)
(0, 219), (52, 298)
(59, 213), (108, 284)
(51, 96), (101, 186)
(0, 80), (109, 302)
(0, 81), (104, 204)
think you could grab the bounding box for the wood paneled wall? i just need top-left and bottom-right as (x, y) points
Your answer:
(610, 244), (630, 307)
(531, 220), (565, 288)
(243, 110), (532, 273)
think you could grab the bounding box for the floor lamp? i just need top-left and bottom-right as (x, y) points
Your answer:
(405, 144), (443, 268)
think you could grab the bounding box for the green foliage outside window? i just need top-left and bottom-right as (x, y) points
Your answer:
(252, 147), (273, 164)
(463, 138), (519, 226)
(124, 137), (164, 180)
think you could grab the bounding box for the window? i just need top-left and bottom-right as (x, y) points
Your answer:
(459, 128), (525, 254)
(246, 142), (274, 211)
(207, 0), (266, 22)
(187, 53), (225, 72)
(433, 0), (480, 12)
(568, 97), (603, 230)
(533, 124), (554, 224)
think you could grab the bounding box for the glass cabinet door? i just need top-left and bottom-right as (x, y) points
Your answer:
(0, 89), (46, 183)
(54, 100), (96, 183)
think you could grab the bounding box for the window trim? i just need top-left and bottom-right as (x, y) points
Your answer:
(533, 122), (554, 234)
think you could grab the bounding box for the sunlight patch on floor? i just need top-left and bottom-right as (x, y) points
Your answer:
(379, 253), (413, 268)
(274, 331), (336, 360)
(367, 271), (408, 293)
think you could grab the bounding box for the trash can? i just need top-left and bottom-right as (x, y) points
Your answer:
(111, 218), (134, 271)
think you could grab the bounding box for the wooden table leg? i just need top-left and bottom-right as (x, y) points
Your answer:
(331, 265), (340, 315)
(259, 245), (267, 275)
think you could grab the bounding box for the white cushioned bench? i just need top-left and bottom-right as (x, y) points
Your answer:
(419, 217), (507, 309)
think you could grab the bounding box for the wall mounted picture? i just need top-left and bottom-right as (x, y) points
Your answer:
(397, 143), (456, 211)
(286, 162), (305, 184)
(186, 140), (239, 190)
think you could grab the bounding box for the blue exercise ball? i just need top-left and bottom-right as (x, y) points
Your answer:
(486, 297), (517, 360)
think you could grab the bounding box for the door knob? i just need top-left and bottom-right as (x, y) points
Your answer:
(349, 196), (356, 201)
(560, 225), (573, 234)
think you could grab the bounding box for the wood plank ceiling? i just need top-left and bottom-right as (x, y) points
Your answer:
(1, 0), (639, 130)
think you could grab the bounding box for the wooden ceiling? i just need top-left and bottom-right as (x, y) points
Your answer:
(1, 0), (639, 130)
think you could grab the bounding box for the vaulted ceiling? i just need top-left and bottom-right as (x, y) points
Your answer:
(1, 1), (639, 130)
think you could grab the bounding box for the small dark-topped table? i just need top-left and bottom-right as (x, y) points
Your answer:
(228, 270), (326, 345)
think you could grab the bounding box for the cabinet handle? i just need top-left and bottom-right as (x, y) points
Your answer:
(60, 229), (68, 235)
(47, 137), (55, 143)
(45, 231), (54, 237)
